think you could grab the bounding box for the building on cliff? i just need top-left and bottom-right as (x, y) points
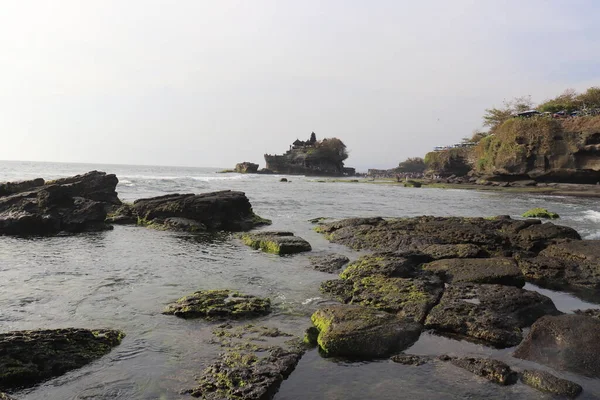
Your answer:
(264, 132), (354, 176)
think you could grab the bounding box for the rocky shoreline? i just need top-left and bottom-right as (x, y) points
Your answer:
(2, 170), (600, 399)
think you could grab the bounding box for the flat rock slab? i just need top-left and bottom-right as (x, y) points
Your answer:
(163, 289), (271, 320)
(315, 216), (579, 255)
(132, 191), (271, 232)
(242, 231), (311, 255)
(420, 243), (485, 259)
(0, 328), (124, 391)
(518, 240), (600, 289)
(189, 346), (303, 399)
(321, 275), (444, 323)
(448, 357), (517, 385)
(425, 283), (560, 348)
(521, 369), (582, 398)
(308, 254), (350, 273)
(514, 314), (600, 378)
(311, 305), (422, 358)
(339, 252), (431, 281)
(422, 257), (525, 287)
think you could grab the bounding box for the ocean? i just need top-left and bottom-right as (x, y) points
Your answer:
(2, 160), (600, 399)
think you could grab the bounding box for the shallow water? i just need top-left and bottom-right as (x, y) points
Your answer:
(2, 160), (600, 399)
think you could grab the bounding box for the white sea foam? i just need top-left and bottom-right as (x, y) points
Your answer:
(302, 297), (321, 305)
(581, 210), (600, 223)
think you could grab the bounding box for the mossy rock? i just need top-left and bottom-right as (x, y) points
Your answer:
(520, 370), (582, 398)
(163, 289), (271, 320)
(522, 208), (559, 219)
(448, 357), (518, 385)
(0, 393), (15, 400)
(241, 232), (311, 255)
(0, 328), (124, 391)
(310, 304), (422, 358)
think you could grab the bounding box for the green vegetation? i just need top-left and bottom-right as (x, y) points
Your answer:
(522, 208), (560, 219)
(397, 157), (426, 173)
(162, 289), (271, 319)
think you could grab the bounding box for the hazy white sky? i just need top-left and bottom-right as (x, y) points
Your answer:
(1, 1), (599, 170)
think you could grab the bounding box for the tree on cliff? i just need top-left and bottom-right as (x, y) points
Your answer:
(578, 87), (600, 109)
(397, 157), (425, 173)
(315, 138), (348, 163)
(538, 89), (579, 113)
(309, 132), (317, 144)
(483, 95), (534, 131)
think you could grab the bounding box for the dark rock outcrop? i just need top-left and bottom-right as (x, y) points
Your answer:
(425, 283), (560, 348)
(513, 314), (600, 377)
(517, 240), (600, 290)
(163, 289), (271, 320)
(310, 305), (422, 358)
(308, 254), (350, 273)
(0, 328), (124, 391)
(446, 357), (518, 385)
(520, 369), (582, 398)
(241, 231), (311, 255)
(315, 216), (579, 255)
(473, 116), (600, 184)
(189, 346), (303, 399)
(131, 191), (271, 232)
(0, 171), (119, 235)
(422, 258), (525, 287)
(235, 162), (259, 174)
(390, 353), (431, 366)
(264, 134), (353, 176)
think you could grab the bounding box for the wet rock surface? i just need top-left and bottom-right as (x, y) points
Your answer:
(241, 231), (311, 255)
(308, 253), (350, 273)
(422, 258), (525, 287)
(521, 369), (582, 398)
(0, 171), (120, 235)
(0, 328), (124, 391)
(188, 324), (304, 400)
(315, 216), (579, 254)
(321, 275), (443, 323)
(163, 289), (271, 320)
(446, 357), (518, 385)
(424, 283), (560, 348)
(390, 353), (431, 366)
(310, 304), (422, 358)
(132, 191), (271, 232)
(518, 240), (600, 289)
(513, 314), (600, 378)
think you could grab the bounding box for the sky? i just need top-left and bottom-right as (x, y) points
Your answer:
(1, 1), (599, 171)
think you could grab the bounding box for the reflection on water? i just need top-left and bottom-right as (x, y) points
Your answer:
(1, 161), (600, 399)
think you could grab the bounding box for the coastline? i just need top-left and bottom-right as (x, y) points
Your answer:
(308, 177), (600, 198)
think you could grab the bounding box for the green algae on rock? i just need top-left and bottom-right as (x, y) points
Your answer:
(521, 369), (582, 398)
(163, 289), (271, 320)
(129, 191), (272, 232)
(314, 216), (579, 255)
(188, 346), (304, 399)
(188, 323), (305, 399)
(241, 231), (311, 255)
(0, 328), (124, 391)
(310, 304), (422, 359)
(522, 208), (560, 219)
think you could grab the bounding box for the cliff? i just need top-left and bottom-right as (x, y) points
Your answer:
(424, 148), (473, 177)
(473, 116), (600, 183)
(264, 134), (352, 176)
